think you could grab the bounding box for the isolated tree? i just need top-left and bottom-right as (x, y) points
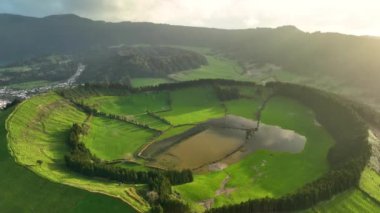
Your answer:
(36, 160), (43, 166)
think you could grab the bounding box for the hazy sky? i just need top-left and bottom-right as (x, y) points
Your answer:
(1, 0), (380, 36)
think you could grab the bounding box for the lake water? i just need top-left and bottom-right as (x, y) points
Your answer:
(151, 116), (306, 170)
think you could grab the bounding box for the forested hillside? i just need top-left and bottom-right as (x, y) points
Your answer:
(78, 46), (208, 84)
(2, 14), (380, 88)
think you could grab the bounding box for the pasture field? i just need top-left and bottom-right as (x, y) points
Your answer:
(359, 167), (380, 202)
(224, 98), (263, 119)
(135, 114), (171, 131)
(124, 57), (358, 111)
(82, 92), (170, 115)
(174, 96), (333, 210)
(83, 116), (156, 160)
(6, 93), (150, 212)
(0, 107), (135, 212)
(156, 125), (195, 141)
(5, 84), (377, 213)
(82, 92), (171, 130)
(169, 55), (248, 82)
(158, 86), (225, 125)
(62, 87), (130, 100)
(307, 189), (379, 213)
(131, 78), (172, 88)
(306, 167), (380, 212)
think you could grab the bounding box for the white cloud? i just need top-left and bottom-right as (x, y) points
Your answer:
(1, 0), (380, 36)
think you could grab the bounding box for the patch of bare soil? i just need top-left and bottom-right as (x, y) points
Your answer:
(215, 175), (235, 196)
(208, 162), (228, 171)
(199, 199), (214, 210)
(198, 174), (236, 210)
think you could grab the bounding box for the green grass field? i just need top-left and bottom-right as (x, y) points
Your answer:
(158, 86), (225, 125)
(174, 96), (334, 210)
(5, 84), (379, 213)
(83, 116), (156, 160)
(131, 78), (172, 88)
(135, 114), (171, 131)
(224, 98), (263, 119)
(83, 92), (170, 115)
(156, 125), (195, 141)
(169, 55), (248, 82)
(82, 92), (171, 130)
(0, 107), (136, 213)
(307, 189), (379, 213)
(6, 93), (150, 212)
(360, 167), (380, 202)
(306, 167), (380, 212)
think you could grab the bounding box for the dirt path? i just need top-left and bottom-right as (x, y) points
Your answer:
(215, 175), (235, 196)
(199, 174), (235, 210)
(199, 199), (214, 210)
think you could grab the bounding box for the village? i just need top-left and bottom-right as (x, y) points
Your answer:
(0, 64), (85, 109)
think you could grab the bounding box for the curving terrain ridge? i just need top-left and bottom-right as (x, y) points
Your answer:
(4, 79), (378, 212)
(0, 107), (136, 213)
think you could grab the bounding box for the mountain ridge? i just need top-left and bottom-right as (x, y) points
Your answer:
(2, 13), (380, 91)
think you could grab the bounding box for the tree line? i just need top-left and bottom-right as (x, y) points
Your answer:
(58, 78), (257, 102)
(206, 82), (371, 213)
(72, 101), (162, 132)
(64, 123), (192, 212)
(72, 78), (255, 92)
(147, 111), (172, 126)
(78, 46), (208, 85)
(65, 123), (193, 185)
(215, 86), (240, 101)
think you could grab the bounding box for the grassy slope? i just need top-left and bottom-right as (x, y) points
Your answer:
(224, 98), (262, 119)
(6, 85), (378, 212)
(306, 167), (380, 212)
(359, 167), (380, 202)
(174, 96), (333, 210)
(83, 92), (170, 115)
(169, 55), (247, 82)
(307, 189), (379, 213)
(83, 116), (155, 160)
(82, 92), (170, 131)
(6, 93), (150, 212)
(0, 108), (136, 213)
(158, 86), (225, 125)
(131, 78), (172, 88)
(156, 125), (195, 141)
(131, 46), (249, 86)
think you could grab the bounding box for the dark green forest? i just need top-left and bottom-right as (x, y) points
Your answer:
(78, 46), (208, 84)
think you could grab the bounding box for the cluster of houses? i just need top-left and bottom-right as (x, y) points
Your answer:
(0, 64), (85, 110)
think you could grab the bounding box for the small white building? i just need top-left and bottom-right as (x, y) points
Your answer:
(0, 99), (10, 109)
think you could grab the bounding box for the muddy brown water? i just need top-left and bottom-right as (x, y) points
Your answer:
(145, 115), (306, 170)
